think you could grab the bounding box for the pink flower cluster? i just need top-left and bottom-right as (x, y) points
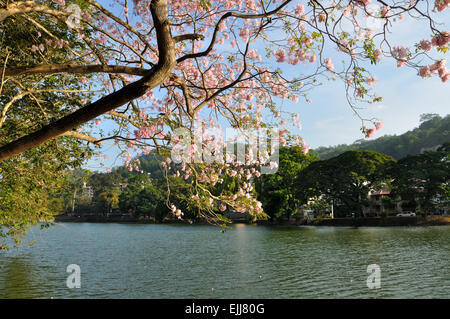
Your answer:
(367, 77), (377, 86)
(274, 48), (286, 63)
(324, 58), (334, 71)
(431, 32), (450, 47)
(381, 6), (391, 17)
(134, 126), (157, 139)
(373, 49), (382, 62)
(318, 12), (326, 23)
(420, 39), (432, 52)
(374, 121), (383, 131)
(31, 44), (45, 52)
(365, 128), (375, 138)
(240, 27), (250, 41)
(301, 145), (310, 154)
(434, 0), (450, 12)
(392, 46), (408, 67)
(364, 120), (383, 138)
(294, 4), (304, 15)
(355, 0), (371, 7)
(418, 59), (449, 82)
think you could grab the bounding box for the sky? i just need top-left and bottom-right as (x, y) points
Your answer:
(84, 0), (450, 171)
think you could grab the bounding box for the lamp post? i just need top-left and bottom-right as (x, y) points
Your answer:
(331, 199), (334, 219)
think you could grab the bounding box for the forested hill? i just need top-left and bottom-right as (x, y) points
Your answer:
(314, 114), (450, 160)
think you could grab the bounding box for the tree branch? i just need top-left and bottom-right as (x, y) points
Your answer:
(0, 1), (69, 23)
(0, 0), (176, 162)
(58, 131), (99, 144)
(5, 64), (150, 77)
(173, 33), (205, 42)
(176, 0), (292, 63)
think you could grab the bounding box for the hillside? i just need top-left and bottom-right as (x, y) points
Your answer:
(314, 114), (450, 160)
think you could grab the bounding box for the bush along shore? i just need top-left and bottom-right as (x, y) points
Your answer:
(54, 214), (450, 227)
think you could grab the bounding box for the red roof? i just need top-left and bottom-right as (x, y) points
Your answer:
(370, 190), (390, 196)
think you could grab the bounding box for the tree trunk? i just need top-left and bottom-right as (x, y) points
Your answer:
(0, 0), (176, 162)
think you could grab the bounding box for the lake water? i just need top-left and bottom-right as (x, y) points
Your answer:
(0, 223), (449, 298)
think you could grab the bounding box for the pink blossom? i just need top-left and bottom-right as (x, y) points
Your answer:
(294, 4), (304, 15)
(442, 73), (449, 82)
(433, 58), (446, 70)
(365, 128), (375, 138)
(392, 46), (407, 60)
(318, 12), (326, 23)
(347, 77), (354, 87)
(219, 21), (227, 32)
(269, 161), (278, 169)
(397, 60), (407, 67)
(274, 49), (286, 63)
(301, 145), (310, 154)
(419, 65), (432, 78)
(355, 0), (371, 6)
(432, 31), (450, 47)
(420, 39), (432, 52)
(374, 49), (382, 62)
(367, 77), (377, 86)
(239, 28), (250, 41)
(438, 66), (446, 77)
(324, 58), (334, 71)
(434, 0), (450, 12)
(375, 121), (383, 130)
(381, 6), (391, 17)
(343, 6), (352, 16)
(289, 57), (300, 65)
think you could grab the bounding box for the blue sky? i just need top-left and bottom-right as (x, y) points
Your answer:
(84, 1), (449, 171)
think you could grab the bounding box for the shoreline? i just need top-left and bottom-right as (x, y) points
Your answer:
(54, 215), (450, 227)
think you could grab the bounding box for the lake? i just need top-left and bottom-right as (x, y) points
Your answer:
(0, 223), (449, 298)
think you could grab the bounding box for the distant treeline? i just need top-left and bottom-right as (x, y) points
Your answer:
(315, 114), (450, 160)
(59, 144), (450, 223)
(53, 114), (450, 223)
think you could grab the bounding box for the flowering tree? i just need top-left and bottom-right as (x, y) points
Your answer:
(0, 0), (449, 226)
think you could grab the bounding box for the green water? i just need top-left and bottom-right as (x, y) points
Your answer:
(0, 223), (449, 298)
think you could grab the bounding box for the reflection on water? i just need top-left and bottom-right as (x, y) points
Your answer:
(0, 223), (449, 298)
(1, 257), (35, 298)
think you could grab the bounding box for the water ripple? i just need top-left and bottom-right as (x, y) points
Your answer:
(0, 224), (449, 298)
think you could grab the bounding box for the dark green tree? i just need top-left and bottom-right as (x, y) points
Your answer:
(296, 150), (395, 217)
(0, 3), (94, 249)
(390, 149), (450, 214)
(255, 146), (319, 220)
(135, 184), (168, 222)
(118, 174), (152, 216)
